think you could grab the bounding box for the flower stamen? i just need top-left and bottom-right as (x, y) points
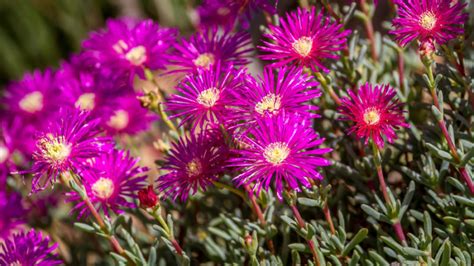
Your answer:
(193, 53), (215, 69)
(125, 45), (147, 66)
(197, 87), (220, 107)
(363, 108), (381, 126)
(264, 142), (290, 165)
(419, 11), (437, 30)
(292, 36), (313, 57)
(92, 178), (115, 199)
(255, 93), (282, 115)
(19, 91), (44, 113)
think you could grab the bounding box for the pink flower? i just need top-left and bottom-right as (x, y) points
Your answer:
(339, 83), (409, 149)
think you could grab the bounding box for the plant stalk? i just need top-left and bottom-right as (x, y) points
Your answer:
(371, 143), (407, 245)
(424, 62), (474, 194)
(243, 185), (276, 254)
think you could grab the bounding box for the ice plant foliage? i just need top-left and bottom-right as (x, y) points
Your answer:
(170, 26), (252, 73)
(67, 150), (147, 216)
(167, 65), (244, 129)
(157, 132), (228, 201)
(339, 83), (409, 149)
(1, 0), (473, 265)
(30, 109), (112, 192)
(259, 7), (350, 72)
(0, 229), (61, 266)
(391, 0), (468, 47)
(230, 114), (331, 200)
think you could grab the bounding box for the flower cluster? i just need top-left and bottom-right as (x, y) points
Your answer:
(0, 0), (470, 263)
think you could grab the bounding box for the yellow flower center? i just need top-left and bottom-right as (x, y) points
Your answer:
(292, 36), (313, 57)
(92, 177), (115, 199)
(193, 53), (215, 69)
(112, 40), (129, 54)
(363, 108), (381, 126)
(197, 87), (220, 107)
(419, 11), (437, 30)
(125, 45), (147, 66)
(107, 110), (129, 130)
(264, 142), (290, 165)
(19, 91), (44, 113)
(255, 93), (282, 115)
(75, 93), (96, 111)
(186, 159), (202, 177)
(0, 145), (9, 164)
(38, 135), (71, 164)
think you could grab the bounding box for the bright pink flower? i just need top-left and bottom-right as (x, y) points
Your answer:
(339, 83), (409, 149)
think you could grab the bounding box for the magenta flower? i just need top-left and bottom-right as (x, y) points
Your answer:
(30, 108), (113, 193)
(230, 66), (320, 130)
(102, 95), (156, 136)
(0, 118), (37, 185)
(390, 0), (468, 47)
(157, 132), (228, 201)
(0, 229), (61, 266)
(167, 64), (244, 130)
(3, 69), (61, 130)
(339, 83), (409, 149)
(197, 0), (276, 29)
(259, 7), (350, 72)
(229, 113), (331, 200)
(0, 191), (26, 239)
(170, 26), (252, 73)
(82, 18), (177, 80)
(67, 149), (147, 217)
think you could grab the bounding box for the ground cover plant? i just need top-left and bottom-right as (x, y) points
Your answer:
(0, 0), (473, 265)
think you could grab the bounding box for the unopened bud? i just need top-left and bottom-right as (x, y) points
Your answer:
(419, 39), (435, 64)
(138, 185), (159, 208)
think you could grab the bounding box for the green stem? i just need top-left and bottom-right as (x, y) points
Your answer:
(213, 181), (246, 200)
(144, 69), (179, 134)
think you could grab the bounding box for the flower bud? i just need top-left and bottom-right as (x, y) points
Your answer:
(138, 185), (159, 208)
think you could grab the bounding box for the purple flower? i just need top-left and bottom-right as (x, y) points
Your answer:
(390, 0), (468, 47)
(157, 132), (228, 201)
(56, 58), (129, 116)
(170, 26), (252, 73)
(230, 66), (320, 131)
(30, 108), (113, 193)
(167, 64), (244, 130)
(229, 113), (331, 200)
(0, 191), (26, 239)
(82, 18), (177, 80)
(259, 7), (350, 72)
(67, 149), (148, 217)
(0, 118), (36, 186)
(338, 83), (409, 149)
(3, 69), (62, 130)
(197, 0), (276, 29)
(102, 95), (156, 136)
(0, 229), (61, 266)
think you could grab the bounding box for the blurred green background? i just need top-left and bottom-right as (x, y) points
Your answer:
(0, 0), (195, 86)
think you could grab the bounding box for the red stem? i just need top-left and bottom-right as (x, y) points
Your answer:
(289, 204), (321, 266)
(393, 222), (407, 245)
(244, 185), (276, 254)
(360, 0), (378, 62)
(323, 204), (336, 235)
(376, 165), (391, 205)
(84, 197), (125, 255)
